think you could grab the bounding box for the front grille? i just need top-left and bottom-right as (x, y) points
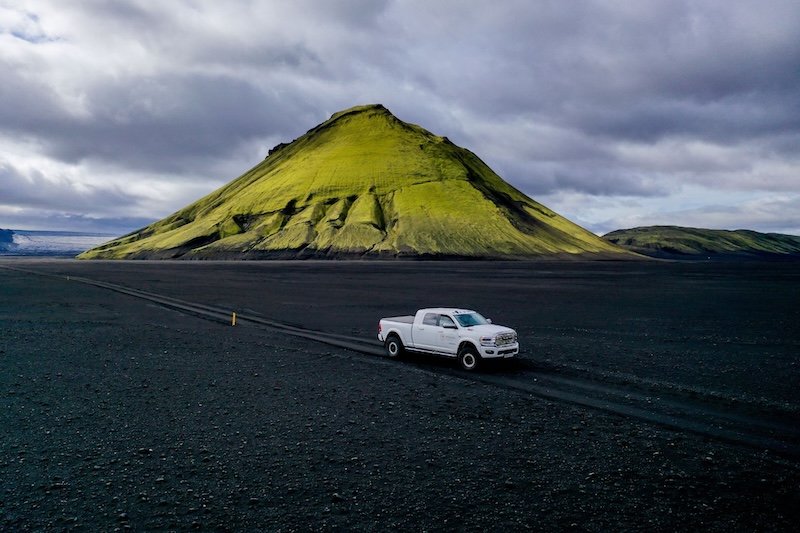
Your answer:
(496, 332), (516, 346)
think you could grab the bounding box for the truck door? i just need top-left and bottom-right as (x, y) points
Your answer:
(415, 313), (458, 354)
(415, 312), (445, 352)
(438, 314), (459, 354)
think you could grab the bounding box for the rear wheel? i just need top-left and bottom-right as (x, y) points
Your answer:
(385, 335), (404, 359)
(458, 345), (480, 371)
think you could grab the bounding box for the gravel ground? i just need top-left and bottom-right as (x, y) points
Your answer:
(1, 259), (799, 532)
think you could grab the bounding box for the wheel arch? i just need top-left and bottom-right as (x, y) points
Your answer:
(458, 339), (480, 354)
(385, 328), (405, 345)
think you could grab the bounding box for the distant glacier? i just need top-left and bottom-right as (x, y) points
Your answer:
(0, 230), (116, 256)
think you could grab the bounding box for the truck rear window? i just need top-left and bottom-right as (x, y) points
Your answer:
(423, 313), (439, 326)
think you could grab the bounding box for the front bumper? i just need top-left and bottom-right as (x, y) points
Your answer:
(479, 343), (519, 359)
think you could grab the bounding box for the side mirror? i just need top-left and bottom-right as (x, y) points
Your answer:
(442, 323), (457, 329)
(486, 318), (492, 324)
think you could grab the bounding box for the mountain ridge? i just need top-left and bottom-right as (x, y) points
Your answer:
(604, 225), (800, 260)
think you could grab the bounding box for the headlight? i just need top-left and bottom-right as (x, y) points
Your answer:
(480, 336), (496, 347)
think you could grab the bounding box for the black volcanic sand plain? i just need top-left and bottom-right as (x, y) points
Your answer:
(1, 258), (799, 532)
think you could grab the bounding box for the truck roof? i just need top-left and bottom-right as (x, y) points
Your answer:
(420, 308), (477, 315)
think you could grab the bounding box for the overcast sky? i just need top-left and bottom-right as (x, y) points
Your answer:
(1, 1), (799, 236)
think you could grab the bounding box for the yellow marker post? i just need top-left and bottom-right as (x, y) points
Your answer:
(232, 312), (236, 326)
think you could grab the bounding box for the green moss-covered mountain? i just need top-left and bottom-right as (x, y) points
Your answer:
(604, 226), (800, 260)
(80, 104), (632, 260)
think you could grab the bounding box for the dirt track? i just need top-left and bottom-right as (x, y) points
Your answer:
(1, 258), (799, 531)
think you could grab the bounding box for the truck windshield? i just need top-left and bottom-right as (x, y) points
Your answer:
(454, 313), (489, 327)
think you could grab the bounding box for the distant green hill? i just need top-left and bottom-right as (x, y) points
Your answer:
(79, 104), (633, 260)
(604, 226), (800, 260)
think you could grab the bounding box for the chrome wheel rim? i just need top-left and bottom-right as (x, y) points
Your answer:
(462, 353), (476, 369)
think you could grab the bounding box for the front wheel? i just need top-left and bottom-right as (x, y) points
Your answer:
(458, 346), (480, 371)
(385, 335), (404, 359)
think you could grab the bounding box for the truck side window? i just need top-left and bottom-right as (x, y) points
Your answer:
(440, 315), (456, 328)
(423, 313), (439, 326)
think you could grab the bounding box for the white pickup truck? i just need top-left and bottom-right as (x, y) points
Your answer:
(377, 308), (519, 371)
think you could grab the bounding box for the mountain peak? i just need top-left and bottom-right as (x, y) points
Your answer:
(79, 106), (632, 260)
(329, 103), (390, 120)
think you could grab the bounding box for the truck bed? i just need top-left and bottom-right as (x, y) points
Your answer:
(382, 315), (414, 324)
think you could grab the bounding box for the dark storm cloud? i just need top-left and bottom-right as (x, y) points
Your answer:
(42, 74), (308, 173)
(0, 160), (136, 212)
(0, 58), (70, 130)
(435, 0), (800, 129)
(0, 53), (317, 177)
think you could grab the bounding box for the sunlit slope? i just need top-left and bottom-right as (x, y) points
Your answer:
(604, 226), (800, 259)
(79, 104), (631, 259)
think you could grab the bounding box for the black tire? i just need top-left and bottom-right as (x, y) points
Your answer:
(385, 335), (404, 359)
(458, 345), (480, 371)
